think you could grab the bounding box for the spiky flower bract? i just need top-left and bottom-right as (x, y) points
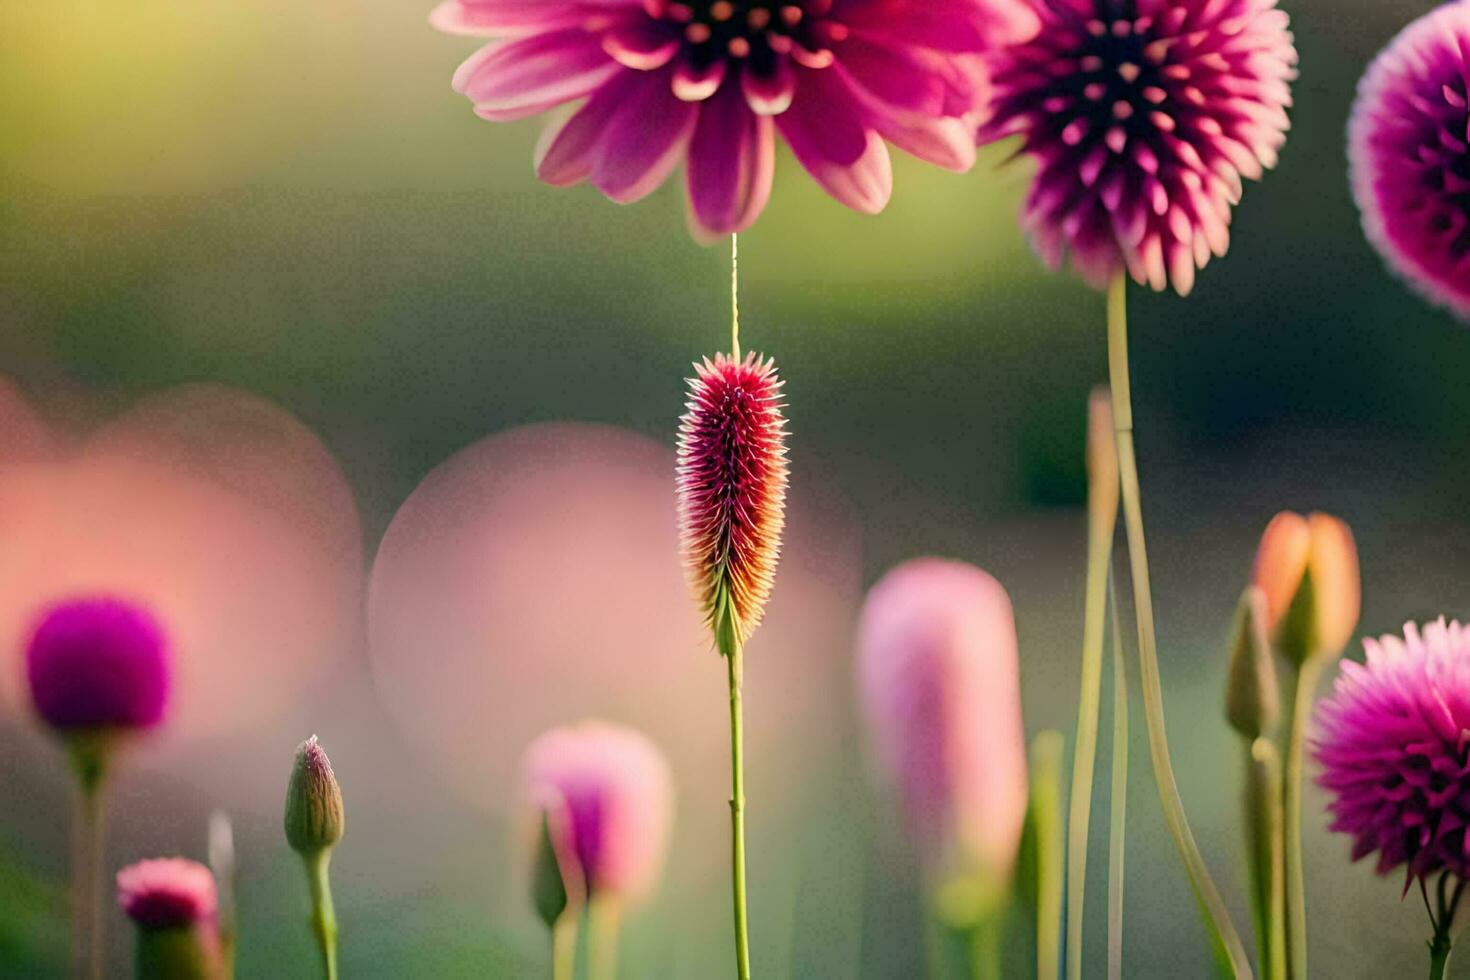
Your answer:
(1349, 0), (1470, 319)
(677, 351), (788, 655)
(431, 0), (1040, 237)
(1315, 620), (1470, 884)
(978, 0), (1298, 294)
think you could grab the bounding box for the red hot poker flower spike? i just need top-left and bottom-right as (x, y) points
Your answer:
(677, 352), (788, 656)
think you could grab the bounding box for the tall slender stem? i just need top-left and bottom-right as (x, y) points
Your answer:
(1282, 658), (1323, 979)
(1244, 739), (1288, 980)
(1106, 570), (1129, 980)
(1105, 273), (1252, 977)
(305, 851), (339, 980)
(1429, 936), (1452, 980)
(71, 782), (105, 980)
(1032, 732), (1065, 980)
(551, 915), (579, 980)
(730, 234), (741, 359)
(1067, 393), (1119, 980)
(590, 897), (621, 980)
(969, 915), (1003, 980)
(728, 644), (752, 980)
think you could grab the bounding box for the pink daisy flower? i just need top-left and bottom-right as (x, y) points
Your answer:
(431, 0), (1040, 237)
(1315, 619), (1470, 885)
(1349, 1), (1470, 319)
(978, 0), (1297, 294)
(676, 352), (787, 654)
(116, 858), (218, 930)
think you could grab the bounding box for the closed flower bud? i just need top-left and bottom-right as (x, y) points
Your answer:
(529, 797), (583, 929)
(117, 858), (221, 980)
(1224, 587), (1279, 739)
(1251, 511), (1360, 664)
(284, 736), (345, 856)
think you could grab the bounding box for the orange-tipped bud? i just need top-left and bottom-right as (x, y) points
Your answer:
(1251, 511), (1360, 664)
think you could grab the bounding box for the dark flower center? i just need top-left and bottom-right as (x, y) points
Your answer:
(652, 0), (843, 71)
(1054, 8), (1175, 152)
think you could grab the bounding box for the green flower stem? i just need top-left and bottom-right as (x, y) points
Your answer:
(590, 897), (621, 980)
(1031, 732), (1065, 980)
(728, 642), (752, 980)
(1105, 273), (1253, 978)
(1066, 409), (1119, 980)
(551, 914), (578, 980)
(304, 850), (339, 980)
(1244, 739), (1287, 980)
(1282, 657), (1324, 980)
(71, 781), (105, 980)
(1106, 572), (1129, 980)
(969, 914), (1003, 980)
(1429, 936), (1452, 980)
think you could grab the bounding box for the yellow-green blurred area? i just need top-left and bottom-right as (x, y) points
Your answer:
(3, 1), (1470, 977)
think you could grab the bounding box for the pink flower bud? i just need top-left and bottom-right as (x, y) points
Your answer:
(1251, 511), (1360, 663)
(522, 721), (673, 905)
(856, 559), (1029, 880)
(117, 858), (221, 979)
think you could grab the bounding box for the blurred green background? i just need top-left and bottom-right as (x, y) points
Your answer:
(3, 0), (1470, 976)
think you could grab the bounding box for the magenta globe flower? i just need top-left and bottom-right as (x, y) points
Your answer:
(432, 0), (1040, 237)
(1349, 1), (1470, 318)
(25, 597), (170, 735)
(978, 0), (1297, 294)
(522, 721), (674, 905)
(856, 558), (1028, 888)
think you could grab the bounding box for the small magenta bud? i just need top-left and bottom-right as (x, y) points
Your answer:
(117, 858), (220, 980)
(1224, 587), (1279, 740)
(1251, 511), (1360, 664)
(284, 736), (345, 857)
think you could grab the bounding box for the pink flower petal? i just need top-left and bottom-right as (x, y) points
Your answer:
(742, 58), (796, 116)
(430, 0), (640, 38)
(591, 68), (698, 203)
(453, 30), (622, 117)
(672, 53), (726, 102)
(774, 69), (892, 214)
(839, 0), (1040, 51)
(833, 36), (947, 117)
(535, 73), (640, 186)
(686, 82), (775, 238)
(601, 20), (680, 70)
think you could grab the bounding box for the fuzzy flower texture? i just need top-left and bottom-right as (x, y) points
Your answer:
(979, 0), (1297, 294)
(676, 352), (788, 654)
(1316, 620), (1470, 885)
(432, 0), (1040, 236)
(1349, 0), (1470, 319)
(25, 597), (170, 734)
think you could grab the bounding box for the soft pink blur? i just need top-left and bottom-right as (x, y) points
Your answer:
(856, 557), (1028, 880)
(366, 421), (860, 834)
(0, 382), (362, 743)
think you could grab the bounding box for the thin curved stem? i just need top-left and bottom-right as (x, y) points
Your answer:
(1106, 569), (1129, 980)
(728, 644), (751, 980)
(1105, 273), (1252, 978)
(1283, 658), (1324, 979)
(305, 851), (339, 980)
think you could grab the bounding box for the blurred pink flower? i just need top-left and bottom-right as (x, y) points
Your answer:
(117, 858), (218, 930)
(1316, 620), (1470, 884)
(677, 352), (787, 652)
(1349, 1), (1470, 318)
(856, 558), (1028, 879)
(978, 0), (1297, 294)
(25, 596), (170, 734)
(431, 0), (1039, 236)
(522, 721), (674, 903)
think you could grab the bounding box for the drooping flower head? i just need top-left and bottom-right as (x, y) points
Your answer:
(117, 858), (221, 980)
(1251, 510), (1359, 665)
(1315, 620), (1470, 886)
(117, 859), (219, 930)
(522, 721), (674, 904)
(978, 0), (1298, 294)
(25, 596), (170, 734)
(1349, 1), (1470, 318)
(677, 352), (787, 655)
(432, 0), (1040, 237)
(856, 558), (1029, 884)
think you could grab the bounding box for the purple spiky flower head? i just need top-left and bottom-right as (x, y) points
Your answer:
(431, 0), (1040, 237)
(117, 858), (219, 930)
(1315, 619), (1470, 885)
(25, 596), (170, 734)
(677, 352), (788, 656)
(978, 0), (1298, 294)
(522, 721), (674, 904)
(1349, 1), (1470, 319)
(856, 558), (1029, 882)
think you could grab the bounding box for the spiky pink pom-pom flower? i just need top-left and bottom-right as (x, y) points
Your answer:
(1349, 1), (1470, 319)
(522, 721), (674, 903)
(856, 558), (1029, 879)
(117, 859), (218, 930)
(677, 352), (788, 654)
(431, 0), (1040, 237)
(1315, 620), (1470, 885)
(978, 0), (1298, 294)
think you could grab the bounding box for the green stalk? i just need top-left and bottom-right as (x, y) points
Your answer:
(590, 897), (621, 980)
(1282, 658), (1323, 979)
(1066, 389), (1120, 980)
(1105, 273), (1252, 977)
(1429, 937), (1452, 980)
(304, 851), (339, 980)
(969, 914), (1003, 980)
(1031, 731), (1065, 980)
(68, 737), (110, 980)
(551, 914), (578, 980)
(1106, 571), (1129, 980)
(1244, 740), (1287, 980)
(728, 643), (752, 980)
